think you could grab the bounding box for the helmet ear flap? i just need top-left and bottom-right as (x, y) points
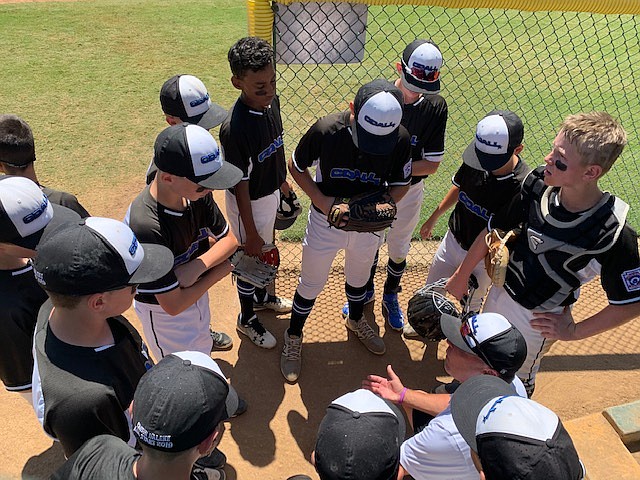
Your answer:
(407, 282), (459, 341)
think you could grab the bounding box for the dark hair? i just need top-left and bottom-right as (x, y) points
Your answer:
(0, 114), (36, 167)
(45, 291), (84, 310)
(227, 37), (274, 78)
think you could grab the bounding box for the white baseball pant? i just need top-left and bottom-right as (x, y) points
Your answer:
(225, 189), (278, 245)
(483, 285), (562, 386)
(133, 292), (212, 361)
(386, 180), (424, 261)
(297, 207), (382, 300)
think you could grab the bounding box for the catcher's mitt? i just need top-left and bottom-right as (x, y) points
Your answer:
(327, 189), (397, 232)
(229, 245), (278, 288)
(484, 228), (518, 287)
(407, 278), (460, 341)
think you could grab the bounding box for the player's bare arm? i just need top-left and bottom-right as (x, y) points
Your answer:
(156, 261), (234, 316)
(389, 184), (410, 204)
(420, 185), (460, 239)
(410, 158), (440, 177)
(174, 232), (238, 288)
(446, 228), (489, 300)
(531, 301), (640, 341)
(288, 157), (333, 214)
(234, 180), (264, 256)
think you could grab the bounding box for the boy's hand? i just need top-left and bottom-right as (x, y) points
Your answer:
(420, 217), (437, 239)
(530, 306), (577, 340)
(244, 233), (265, 257)
(445, 273), (468, 301)
(174, 259), (206, 288)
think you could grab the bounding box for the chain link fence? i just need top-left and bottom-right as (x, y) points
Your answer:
(272, 2), (640, 242)
(267, 2), (639, 330)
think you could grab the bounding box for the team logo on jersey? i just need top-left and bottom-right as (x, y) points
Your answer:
(403, 160), (412, 179)
(458, 191), (490, 221)
(129, 236), (139, 256)
(476, 133), (503, 150)
(23, 196), (49, 224)
(174, 228), (209, 266)
(258, 135), (284, 163)
(622, 267), (640, 292)
(201, 147), (220, 164)
(330, 168), (381, 185)
(190, 93), (209, 107)
(410, 135), (418, 146)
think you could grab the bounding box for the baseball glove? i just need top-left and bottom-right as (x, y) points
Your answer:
(484, 228), (518, 287)
(327, 189), (397, 232)
(407, 278), (460, 341)
(229, 246), (278, 289)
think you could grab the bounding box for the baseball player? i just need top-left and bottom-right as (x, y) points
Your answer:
(220, 37), (293, 349)
(31, 217), (174, 457)
(406, 110), (530, 337)
(447, 111), (640, 396)
(0, 176), (79, 403)
(146, 73), (228, 184)
(363, 312), (528, 479)
(281, 79), (412, 383)
(126, 123), (242, 361)
(340, 40), (448, 333)
(0, 114), (90, 217)
(51, 351), (236, 480)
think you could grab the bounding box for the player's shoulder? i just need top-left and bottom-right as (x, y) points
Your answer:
(418, 93), (448, 110)
(313, 111), (349, 133)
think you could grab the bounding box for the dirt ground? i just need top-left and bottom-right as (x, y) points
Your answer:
(1, 183), (640, 480)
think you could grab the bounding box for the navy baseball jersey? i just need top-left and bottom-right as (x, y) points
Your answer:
(292, 111), (412, 199)
(220, 96), (287, 200)
(33, 300), (152, 457)
(0, 264), (48, 391)
(402, 94), (447, 184)
(493, 166), (640, 310)
(125, 186), (229, 305)
(448, 158), (531, 251)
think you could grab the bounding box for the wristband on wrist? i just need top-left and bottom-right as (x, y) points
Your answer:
(398, 387), (408, 405)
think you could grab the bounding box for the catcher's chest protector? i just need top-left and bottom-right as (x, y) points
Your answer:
(506, 167), (628, 310)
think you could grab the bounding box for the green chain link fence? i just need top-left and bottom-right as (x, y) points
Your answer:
(272, 3), (640, 242)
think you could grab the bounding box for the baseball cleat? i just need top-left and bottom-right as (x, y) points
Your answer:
(345, 316), (385, 355)
(210, 330), (233, 350)
(236, 314), (276, 349)
(281, 330), (303, 383)
(340, 289), (375, 319)
(382, 293), (405, 331)
(254, 294), (293, 314)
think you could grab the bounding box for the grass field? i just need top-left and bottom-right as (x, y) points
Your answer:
(0, 1), (638, 241)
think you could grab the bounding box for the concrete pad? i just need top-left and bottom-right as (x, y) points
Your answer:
(603, 400), (640, 444)
(565, 413), (640, 479)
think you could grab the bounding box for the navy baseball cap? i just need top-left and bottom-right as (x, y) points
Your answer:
(153, 123), (242, 190)
(314, 389), (405, 480)
(400, 40), (443, 94)
(441, 312), (527, 381)
(33, 217), (173, 295)
(352, 79), (404, 156)
(160, 74), (227, 130)
(451, 375), (585, 479)
(133, 351), (239, 453)
(0, 176), (80, 250)
(462, 110), (524, 171)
